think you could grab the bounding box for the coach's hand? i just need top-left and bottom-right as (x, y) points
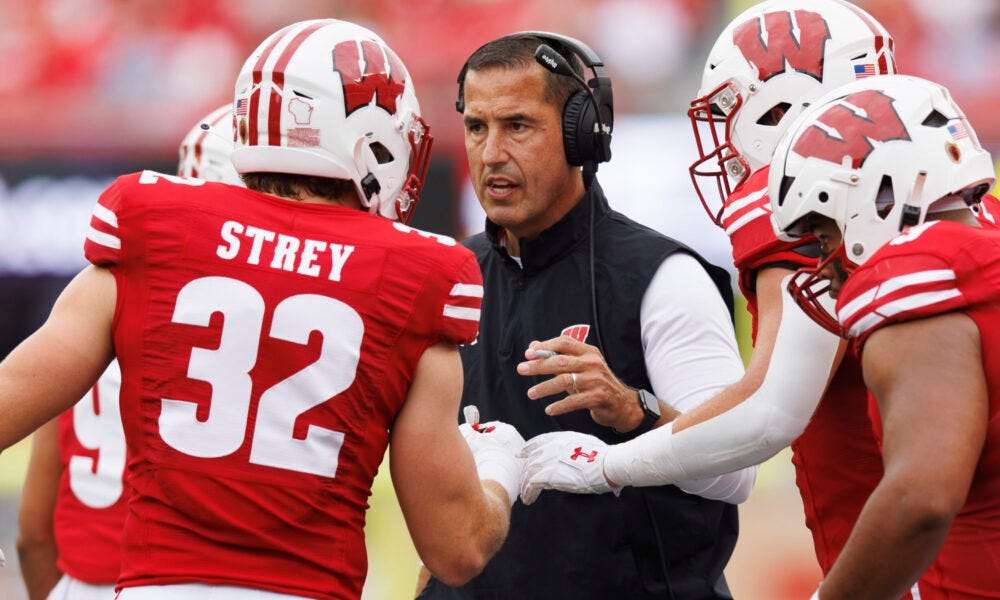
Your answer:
(517, 336), (661, 432)
(518, 431), (621, 505)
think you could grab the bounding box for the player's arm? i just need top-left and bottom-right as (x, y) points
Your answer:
(16, 418), (64, 600)
(0, 265), (116, 451)
(390, 342), (511, 587)
(818, 312), (986, 599)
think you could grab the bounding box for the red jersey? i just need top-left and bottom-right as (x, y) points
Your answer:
(84, 171), (483, 599)
(976, 192), (1000, 226)
(837, 221), (1000, 597)
(54, 360), (127, 584)
(722, 166), (883, 574)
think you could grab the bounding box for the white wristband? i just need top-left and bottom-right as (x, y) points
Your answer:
(474, 445), (522, 507)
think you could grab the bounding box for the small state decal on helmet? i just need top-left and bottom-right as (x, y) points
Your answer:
(332, 39), (408, 116)
(793, 89), (910, 169)
(733, 10), (831, 82)
(288, 97), (315, 125)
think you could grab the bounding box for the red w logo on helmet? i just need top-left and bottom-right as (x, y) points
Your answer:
(333, 40), (408, 115)
(793, 89), (910, 169)
(733, 10), (830, 82)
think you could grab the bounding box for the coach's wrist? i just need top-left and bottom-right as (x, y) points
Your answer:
(612, 389), (660, 436)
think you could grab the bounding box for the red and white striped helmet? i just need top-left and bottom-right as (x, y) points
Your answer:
(769, 75), (994, 333)
(771, 74), (994, 267)
(231, 19), (432, 223)
(688, 0), (896, 225)
(177, 104), (242, 186)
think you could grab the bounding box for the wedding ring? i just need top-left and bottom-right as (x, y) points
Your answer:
(570, 372), (579, 394)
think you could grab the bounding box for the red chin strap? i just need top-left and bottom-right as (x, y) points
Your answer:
(786, 245), (852, 337)
(395, 116), (434, 225)
(687, 82), (750, 227)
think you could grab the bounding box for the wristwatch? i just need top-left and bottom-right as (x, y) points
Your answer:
(615, 389), (660, 436)
(635, 389), (661, 434)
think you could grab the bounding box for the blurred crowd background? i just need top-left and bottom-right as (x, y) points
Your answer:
(1, 0), (998, 598)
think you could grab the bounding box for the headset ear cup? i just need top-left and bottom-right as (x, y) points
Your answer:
(562, 91), (595, 166)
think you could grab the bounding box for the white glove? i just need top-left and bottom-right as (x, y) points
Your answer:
(459, 405), (525, 506)
(518, 431), (622, 505)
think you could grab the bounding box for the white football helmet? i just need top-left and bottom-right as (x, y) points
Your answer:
(230, 19), (432, 223)
(769, 75), (995, 332)
(689, 0), (896, 225)
(177, 104), (242, 186)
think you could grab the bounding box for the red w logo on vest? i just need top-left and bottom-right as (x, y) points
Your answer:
(733, 10), (830, 82)
(561, 324), (591, 343)
(793, 89), (910, 169)
(332, 40), (408, 115)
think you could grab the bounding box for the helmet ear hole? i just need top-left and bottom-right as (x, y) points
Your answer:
(756, 102), (792, 126)
(369, 142), (394, 164)
(875, 175), (895, 219)
(778, 175), (796, 207)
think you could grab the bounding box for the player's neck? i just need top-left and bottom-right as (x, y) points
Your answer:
(931, 208), (980, 227)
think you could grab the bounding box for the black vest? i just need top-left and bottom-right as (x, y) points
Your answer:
(425, 182), (738, 600)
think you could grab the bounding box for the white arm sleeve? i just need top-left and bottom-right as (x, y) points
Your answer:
(637, 253), (756, 503)
(605, 274), (841, 487)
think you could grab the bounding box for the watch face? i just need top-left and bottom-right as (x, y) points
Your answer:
(639, 390), (660, 417)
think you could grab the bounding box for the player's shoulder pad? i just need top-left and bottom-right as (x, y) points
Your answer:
(837, 221), (995, 341)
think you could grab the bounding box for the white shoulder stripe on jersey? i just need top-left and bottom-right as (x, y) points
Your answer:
(724, 207), (769, 236)
(847, 288), (963, 339)
(92, 203), (119, 228)
(721, 186), (767, 220)
(838, 287), (878, 323)
(450, 283), (484, 298)
(876, 268), (955, 298)
(443, 305), (481, 321)
(722, 186), (767, 222)
(86, 226), (122, 250)
(838, 269), (956, 322)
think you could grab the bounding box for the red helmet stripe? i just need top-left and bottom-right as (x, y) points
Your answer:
(264, 22), (327, 146)
(833, 0), (894, 74)
(247, 25), (293, 147)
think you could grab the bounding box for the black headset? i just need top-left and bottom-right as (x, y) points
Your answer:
(455, 31), (614, 181)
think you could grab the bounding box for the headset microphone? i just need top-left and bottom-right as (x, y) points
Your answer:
(533, 43), (611, 188)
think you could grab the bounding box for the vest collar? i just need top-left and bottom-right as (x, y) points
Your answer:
(485, 180), (610, 270)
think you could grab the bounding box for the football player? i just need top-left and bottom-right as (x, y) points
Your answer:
(15, 106), (241, 600)
(771, 73), (1000, 599)
(0, 19), (518, 600)
(176, 104), (243, 185)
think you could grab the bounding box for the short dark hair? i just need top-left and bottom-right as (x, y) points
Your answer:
(241, 173), (357, 203)
(460, 34), (585, 112)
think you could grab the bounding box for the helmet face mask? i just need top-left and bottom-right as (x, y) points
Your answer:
(231, 19), (433, 223)
(688, 81), (750, 225)
(178, 105), (242, 186)
(787, 249), (846, 336)
(770, 74), (996, 331)
(689, 0), (897, 224)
